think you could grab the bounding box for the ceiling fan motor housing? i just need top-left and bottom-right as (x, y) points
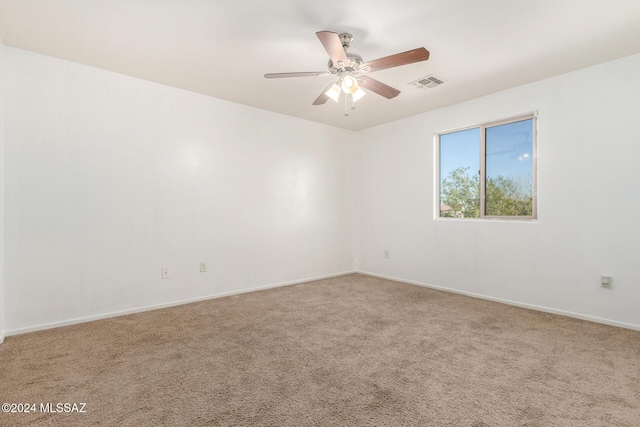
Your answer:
(328, 52), (364, 74)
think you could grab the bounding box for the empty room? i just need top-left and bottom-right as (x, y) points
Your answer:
(0, 1), (639, 425)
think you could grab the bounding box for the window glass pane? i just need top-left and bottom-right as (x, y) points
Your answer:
(485, 119), (533, 216)
(439, 128), (480, 218)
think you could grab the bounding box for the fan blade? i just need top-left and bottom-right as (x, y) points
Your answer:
(316, 31), (349, 66)
(358, 77), (401, 99)
(264, 71), (331, 79)
(360, 47), (430, 73)
(313, 82), (338, 105)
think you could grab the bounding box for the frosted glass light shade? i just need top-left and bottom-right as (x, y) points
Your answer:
(352, 87), (366, 102)
(341, 76), (358, 94)
(325, 83), (341, 102)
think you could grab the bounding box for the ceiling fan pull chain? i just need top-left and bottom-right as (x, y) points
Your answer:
(344, 94), (349, 116)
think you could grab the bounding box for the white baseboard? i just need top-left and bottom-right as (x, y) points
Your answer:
(358, 270), (640, 332)
(4, 270), (357, 338)
(7, 269), (636, 340)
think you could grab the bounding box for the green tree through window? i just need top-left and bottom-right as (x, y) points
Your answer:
(440, 166), (479, 218)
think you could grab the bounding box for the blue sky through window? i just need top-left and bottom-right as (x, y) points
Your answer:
(439, 127), (480, 184)
(486, 119), (533, 193)
(439, 119), (533, 186)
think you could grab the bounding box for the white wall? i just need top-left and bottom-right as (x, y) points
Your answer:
(0, 41), (5, 342)
(4, 46), (640, 338)
(3, 47), (355, 334)
(354, 53), (640, 329)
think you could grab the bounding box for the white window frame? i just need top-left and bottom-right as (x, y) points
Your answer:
(435, 112), (538, 220)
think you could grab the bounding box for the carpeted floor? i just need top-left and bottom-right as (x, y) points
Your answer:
(0, 273), (639, 426)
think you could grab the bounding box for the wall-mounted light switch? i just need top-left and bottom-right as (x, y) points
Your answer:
(161, 267), (170, 279)
(200, 262), (207, 273)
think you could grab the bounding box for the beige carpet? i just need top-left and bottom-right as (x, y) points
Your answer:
(0, 273), (638, 426)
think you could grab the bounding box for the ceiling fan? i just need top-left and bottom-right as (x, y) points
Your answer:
(264, 31), (430, 115)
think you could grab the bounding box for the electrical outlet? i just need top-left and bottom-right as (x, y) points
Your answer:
(601, 276), (612, 289)
(161, 267), (170, 279)
(200, 262), (207, 273)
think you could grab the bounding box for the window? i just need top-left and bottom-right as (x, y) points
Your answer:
(437, 114), (537, 219)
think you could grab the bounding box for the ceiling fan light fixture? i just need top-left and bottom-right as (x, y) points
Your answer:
(341, 76), (359, 94)
(325, 83), (341, 102)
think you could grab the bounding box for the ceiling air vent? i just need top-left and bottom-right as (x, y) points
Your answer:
(409, 74), (445, 89)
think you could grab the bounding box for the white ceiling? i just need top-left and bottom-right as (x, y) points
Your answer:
(1, 0), (640, 131)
